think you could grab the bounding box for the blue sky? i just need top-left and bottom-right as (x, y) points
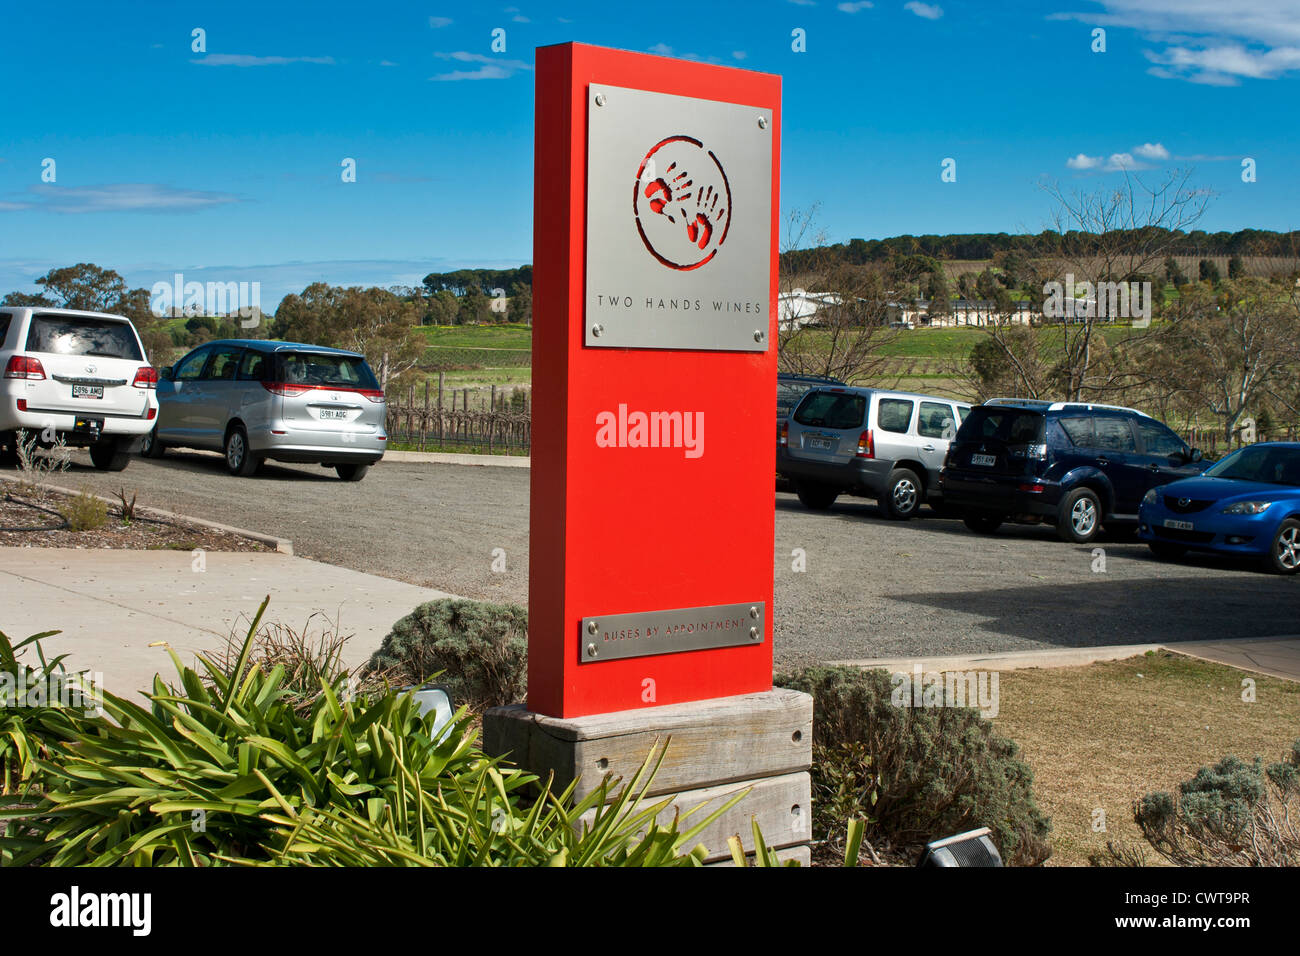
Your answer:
(3, 0), (1297, 310)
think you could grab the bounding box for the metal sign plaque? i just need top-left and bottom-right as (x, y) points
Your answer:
(584, 83), (773, 352)
(579, 602), (765, 664)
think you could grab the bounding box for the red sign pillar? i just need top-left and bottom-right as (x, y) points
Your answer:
(529, 42), (781, 718)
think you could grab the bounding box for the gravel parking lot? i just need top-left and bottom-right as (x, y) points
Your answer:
(48, 450), (1299, 667)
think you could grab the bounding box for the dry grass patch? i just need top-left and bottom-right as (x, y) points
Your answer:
(992, 650), (1300, 866)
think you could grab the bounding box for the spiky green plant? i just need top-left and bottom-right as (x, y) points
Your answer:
(0, 598), (741, 867)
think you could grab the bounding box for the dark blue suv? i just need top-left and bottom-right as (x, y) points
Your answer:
(940, 399), (1206, 543)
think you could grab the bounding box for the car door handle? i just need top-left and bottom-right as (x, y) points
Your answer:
(1096, 457), (1109, 467)
(922, 444), (936, 451)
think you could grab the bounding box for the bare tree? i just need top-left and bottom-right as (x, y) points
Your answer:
(777, 206), (906, 385)
(1152, 278), (1300, 441)
(1033, 168), (1212, 401)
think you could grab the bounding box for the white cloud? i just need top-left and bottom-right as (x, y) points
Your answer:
(428, 16), (453, 28)
(1049, 1), (1300, 84)
(1132, 142), (1170, 160)
(837, 1), (874, 12)
(732, 50), (748, 60)
(430, 51), (532, 81)
(505, 6), (530, 22)
(1066, 153), (1103, 170)
(0, 184), (242, 214)
(648, 43), (674, 56)
(904, 2), (943, 19)
(191, 54), (334, 67)
(788, 0), (817, 6)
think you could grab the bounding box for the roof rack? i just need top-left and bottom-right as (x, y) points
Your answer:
(985, 397), (1149, 417)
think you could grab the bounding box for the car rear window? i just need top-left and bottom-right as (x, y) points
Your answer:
(957, 407), (1045, 444)
(0, 312), (11, 347)
(1092, 417), (1136, 452)
(276, 351), (379, 389)
(794, 391), (867, 430)
(25, 313), (142, 361)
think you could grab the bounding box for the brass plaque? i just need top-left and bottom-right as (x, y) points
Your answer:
(579, 602), (765, 664)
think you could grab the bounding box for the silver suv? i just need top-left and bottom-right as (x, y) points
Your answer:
(778, 386), (971, 518)
(143, 339), (386, 481)
(0, 307), (158, 471)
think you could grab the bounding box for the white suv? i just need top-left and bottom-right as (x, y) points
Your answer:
(0, 307), (158, 471)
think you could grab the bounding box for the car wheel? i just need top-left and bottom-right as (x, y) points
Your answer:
(1148, 541), (1186, 561)
(1057, 487), (1102, 543)
(962, 513), (1003, 534)
(89, 439), (131, 472)
(795, 480), (839, 511)
(224, 426), (262, 477)
(881, 468), (922, 520)
(1263, 519), (1300, 575)
(140, 427), (166, 459)
(335, 463), (370, 482)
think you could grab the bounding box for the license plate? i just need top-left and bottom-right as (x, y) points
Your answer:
(971, 453), (996, 467)
(808, 437), (833, 450)
(319, 408), (348, 420)
(1163, 519), (1194, 531)
(72, 385), (103, 399)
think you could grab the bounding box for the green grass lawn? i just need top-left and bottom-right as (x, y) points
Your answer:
(414, 324), (533, 350)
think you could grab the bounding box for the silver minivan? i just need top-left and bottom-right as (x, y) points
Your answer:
(143, 339), (386, 481)
(777, 386), (971, 518)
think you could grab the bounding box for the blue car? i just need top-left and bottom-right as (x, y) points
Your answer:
(1139, 442), (1300, 574)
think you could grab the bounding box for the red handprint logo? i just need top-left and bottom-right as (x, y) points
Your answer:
(633, 135), (732, 271)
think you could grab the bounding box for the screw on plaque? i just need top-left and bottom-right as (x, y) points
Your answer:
(587, 643), (598, 658)
(753, 330), (764, 342)
(586, 620), (598, 635)
(591, 324), (604, 337)
(749, 627), (760, 640)
(749, 606), (760, 619)
(595, 94), (607, 107)
(757, 116), (768, 129)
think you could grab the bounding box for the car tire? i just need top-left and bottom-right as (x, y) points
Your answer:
(795, 480), (839, 511)
(1262, 519), (1300, 575)
(140, 427), (166, 459)
(335, 463), (370, 482)
(224, 425), (262, 477)
(1148, 541), (1186, 561)
(881, 468), (922, 520)
(89, 439), (131, 472)
(962, 513), (1003, 534)
(1057, 487), (1102, 543)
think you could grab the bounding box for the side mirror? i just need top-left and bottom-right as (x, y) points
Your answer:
(159, 366), (173, 381)
(1189, 448), (1204, 463)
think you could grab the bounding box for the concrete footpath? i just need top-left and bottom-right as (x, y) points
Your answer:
(0, 548), (455, 697)
(831, 636), (1300, 682)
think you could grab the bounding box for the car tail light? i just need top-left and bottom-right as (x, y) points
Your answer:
(132, 366), (158, 389)
(855, 430), (874, 459)
(262, 382), (311, 397)
(4, 356), (45, 380)
(16, 399), (27, 411)
(1019, 482), (1046, 493)
(1026, 443), (1047, 460)
(360, 388), (385, 403)
(147, 407), (157, 420)
(778, 421), (788, 446)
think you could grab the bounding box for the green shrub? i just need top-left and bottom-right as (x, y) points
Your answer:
(59, 491), (108, 531)
(1130, 742), (1300, 866)
(367, 598), (527, 710)
(776, 665), (1052, 866)
(0, 600), (733, 867)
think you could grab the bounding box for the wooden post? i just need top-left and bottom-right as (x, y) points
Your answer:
(437, 372), (445, 448)
(422, 380), (430, 452)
